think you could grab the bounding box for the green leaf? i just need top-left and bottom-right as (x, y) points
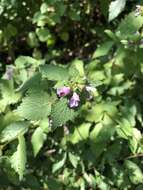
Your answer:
(85, 102), (118, 123)
(40, 64), (69, 81)
(89, 115), (116, 158)
(0, 80), (21, 105)
(10, 135), (27, 180)
(68, 152), (79, 168)
(15, 56), (43, 69)
(31, 127), (47, 157)
(116, 118), (133, 140)
(125, 160), (143, 185)
(51, 98), (76, 127)
(116, 13), (143, 39)
(17, 73), (42, 93)
(17, 90), (51, 121)
(129, 128), (142, 154)
(92, 41), (114, 58)
(36, 28), (50, 42)
(52, 153), (67, 173)
(0, 121), (29, 143)
(109, 0), (126, 21)
(69, 123), (91, 144)
(71, 59), (85, 77)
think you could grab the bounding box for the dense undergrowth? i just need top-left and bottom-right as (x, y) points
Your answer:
(1, 0), (143, 189)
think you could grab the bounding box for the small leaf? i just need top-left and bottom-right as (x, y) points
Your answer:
(36, 28), (50, 42)
(69, 123), (91, 144)
(31, 127), (47, 157)
(0, 121), (29, 143)
(125, 160), (143, 184)
(109, 0), (126, 21)
(92, 41), (114, 58)
(116, 13), (143, 39)
(10, 135), (27, 180)
(52, 153), (67, 173)
(68, 152), (79, 168)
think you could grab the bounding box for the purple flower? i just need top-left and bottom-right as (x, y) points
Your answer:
(57, 86), (71, 97)
(69, 92), (80, 108)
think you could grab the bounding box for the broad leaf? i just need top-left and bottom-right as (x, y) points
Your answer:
(17, 90), (51, 121)
(51, 98), (76, 127)
(40, 64), (69, 81)
(0, 121), (29, 143)
(92, 41), (114, 58)
(52, 153), (67, 173)
(31, 127), (47, 157)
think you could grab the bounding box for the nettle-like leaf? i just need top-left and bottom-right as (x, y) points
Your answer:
(0, 121), (29, 143)
(31, 127), (47, 157)
(109, 0), (126, 21)
(17, 73), (42, 93)
(10, 135), (26, 180)
(116, 13), (143, 39)
(0, 80), (21, 106)
(92, 41), (114, 58)
(15, 56), (44, 69)
(40, 64), (69, 81)
(17, 90), (51, 121)
(51, 98), (77, 127)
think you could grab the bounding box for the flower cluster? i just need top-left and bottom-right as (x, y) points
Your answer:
(57, 86), (80, 108)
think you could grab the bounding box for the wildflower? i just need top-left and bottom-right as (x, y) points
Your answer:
(69, 92), (80, 108)
(57, 86), (71, 97)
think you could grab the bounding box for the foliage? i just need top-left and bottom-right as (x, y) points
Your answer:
(0, 0), (143, 190)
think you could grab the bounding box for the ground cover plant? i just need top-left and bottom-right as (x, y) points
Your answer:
(1, 0), (143, 189)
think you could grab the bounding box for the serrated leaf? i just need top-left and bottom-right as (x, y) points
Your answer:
(10, 135), (26, 180)
(92, 41), (114, 58)
(40, 64), (69, 81)
(17, 90), (51, 121)
(109, 0), (126, 21)
(15, 56), (43, 69)
(116, 118), (133, 139)
(17, 73), (41, 93)
(51, 98), (76, 127)
(116, 13), (143, 39)
(52, 153), (67, 173)
(0, 121), (29, 143)
(0, 80), (21, 105)
(31, 127), (47, 157)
